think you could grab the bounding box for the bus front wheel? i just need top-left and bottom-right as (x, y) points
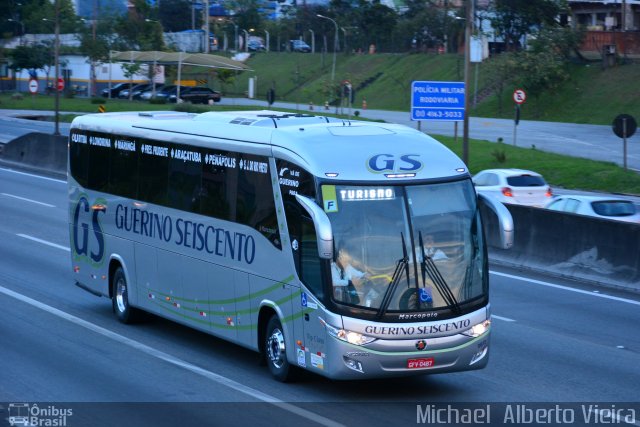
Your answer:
(265, 315), (294, 382)
(112, 267), (142, 324)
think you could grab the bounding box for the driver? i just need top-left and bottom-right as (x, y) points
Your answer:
(331, 248), (369, 303)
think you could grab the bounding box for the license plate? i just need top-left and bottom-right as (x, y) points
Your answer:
(407, 357), (434, 369)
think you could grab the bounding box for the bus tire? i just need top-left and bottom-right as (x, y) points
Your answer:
(112, 267), (142, 324)
(265, 315), (295, 382)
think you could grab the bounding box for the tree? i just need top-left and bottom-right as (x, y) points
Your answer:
(9, 42), (53, 76)
(158, 0), (200, 32)
(490, 0), (564, 51)
(114, 0), (164, 51)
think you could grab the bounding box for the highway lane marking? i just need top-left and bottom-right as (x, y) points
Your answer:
(0, 166), (66, 184)
(0, 285), (345, 427)
(491, 315), (516, 322)
(17, 234), (70, 252)
(2, 192), (56, 207)
(491, 271), (640, 306)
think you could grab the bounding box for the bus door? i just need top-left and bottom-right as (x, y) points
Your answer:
(294, 214), (328, 373)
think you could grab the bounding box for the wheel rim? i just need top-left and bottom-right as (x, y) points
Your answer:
(115, 277), (127, 313)
(267, 327), (286, 369)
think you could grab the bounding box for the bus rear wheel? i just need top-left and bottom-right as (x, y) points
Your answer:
(112, 267), (142, 324)
(265, 315), (295, 382)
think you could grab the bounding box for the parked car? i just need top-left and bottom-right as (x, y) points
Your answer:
(545, 195), (640, 223)
(100, 83), (132, 98)
(139, 85), (186, 101)
(168, 86), (221, 104)
(290, 39), (311, 52)
(248, 40), (266, 51)
(472, 168), (553, 207)
(132, 84), (163, 100)
(118, 83), (152, 99)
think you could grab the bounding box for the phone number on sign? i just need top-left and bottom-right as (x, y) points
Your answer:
(414, 110), (463, 119)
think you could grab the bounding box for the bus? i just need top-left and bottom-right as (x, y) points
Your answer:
(68, 110), (513, 381)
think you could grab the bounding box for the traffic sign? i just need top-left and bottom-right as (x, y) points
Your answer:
(513, 88), (526, 104)
(612, 114), (637, 139)
(28, 79), (38, 94)
(411, 81), (465, 121)
(57, 77), (64, 92)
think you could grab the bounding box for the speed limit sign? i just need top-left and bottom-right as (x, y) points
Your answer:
(513, 88), (526, 104)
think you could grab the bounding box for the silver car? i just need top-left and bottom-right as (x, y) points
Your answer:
(545, 195), (640, 223)
(472, 168), (553, 207)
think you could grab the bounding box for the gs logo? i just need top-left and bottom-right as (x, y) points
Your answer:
(72, 195), (106, 264)
(366, 154), (423, 174)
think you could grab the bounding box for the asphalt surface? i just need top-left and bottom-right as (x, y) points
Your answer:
(0, 167), (639, 427)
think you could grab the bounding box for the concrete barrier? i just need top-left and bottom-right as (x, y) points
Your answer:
(0, 132), (67, 177)
(482, 203), (640, 292)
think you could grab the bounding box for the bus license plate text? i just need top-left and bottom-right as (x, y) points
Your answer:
(407, 358), (434, 369)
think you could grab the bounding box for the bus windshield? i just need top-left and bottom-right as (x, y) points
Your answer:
(323, 180), (484, 315)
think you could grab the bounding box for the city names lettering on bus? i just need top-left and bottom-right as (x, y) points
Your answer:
(205, 153), (236, 168)
(89, 135), (111, 147)
(115, 139), (136, 152)
(141, 143), (169, 157)
(171, 148), (202, 163)
(239, 158), (268, 173)
(71, 133), (88, 144)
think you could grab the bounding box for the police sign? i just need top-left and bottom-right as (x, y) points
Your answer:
(411, 81), (465, 122)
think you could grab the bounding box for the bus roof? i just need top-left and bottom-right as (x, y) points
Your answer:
(70, 110), (468, 182)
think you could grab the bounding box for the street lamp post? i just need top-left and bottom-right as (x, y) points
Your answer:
(317, 14), (337, 83)
(43, 5), (60, 136)
(308, 29), (315, 54)
(242, 29), (249, 52)
(265, 30), (270, 52)
(462, 0), (473, 166)
(7, 19), (25, 44)
(234, 25), (238, 52)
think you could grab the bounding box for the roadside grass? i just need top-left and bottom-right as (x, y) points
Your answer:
(435, 135), (640, 195)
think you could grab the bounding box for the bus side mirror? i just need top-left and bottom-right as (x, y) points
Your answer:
(478, 194), (514, 249)
(295, 194), (334, 259)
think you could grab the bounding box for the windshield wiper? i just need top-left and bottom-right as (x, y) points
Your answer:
(419, 231), (461, 314)
(377, 232), (410, 319)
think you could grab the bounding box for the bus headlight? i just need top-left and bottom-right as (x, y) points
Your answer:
(324, 322), (377, 346)
(462, 320), (491, 338)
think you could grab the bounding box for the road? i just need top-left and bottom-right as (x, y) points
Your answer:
(1, 102), (639, 172)
(1, 166), (639, 426)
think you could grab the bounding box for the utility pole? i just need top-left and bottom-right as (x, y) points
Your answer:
(53, 0), (61, 136)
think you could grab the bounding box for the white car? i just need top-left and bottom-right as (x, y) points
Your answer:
(472, 168), (552, 207)
(545, 195), (640, 223)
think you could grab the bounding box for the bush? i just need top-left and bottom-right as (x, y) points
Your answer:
(90, 97), (106, 104)
(11, 93), (23, 101)
(149, 97), (167, 105)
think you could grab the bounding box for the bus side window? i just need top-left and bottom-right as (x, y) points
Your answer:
(138, 139), (169, 206)
(69, 131), (89, 188)
(109, 141), (138, 199)
(201, 150), (237, 221)
(236, 153), (281, 249)
(167, 144), (202, 213)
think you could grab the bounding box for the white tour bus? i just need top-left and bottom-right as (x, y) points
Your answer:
(68, 110), (513, 381)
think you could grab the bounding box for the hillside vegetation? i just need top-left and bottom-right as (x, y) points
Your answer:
(222, 52), (640, 125)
